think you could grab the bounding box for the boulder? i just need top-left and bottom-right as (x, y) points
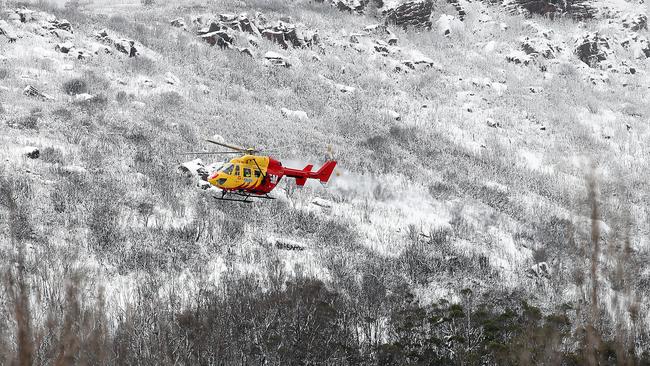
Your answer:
(264, 51), (291, 67)
(55, 41), (74, 53)
(170, 17), (187, 30)
(192, 14), (212, 26)
(96, 29), (138, 57)
(319, 75), (355, 93)
(199, 30), (233, 48)
(164, 72), (181, 85)
(0, 20), (18, 42)
(75, 93), (95, 102)
(334, 0), (365, 12)
(89, 42), (112, 55)
(506, 50), (532, 65)
(16, 9), (35, 23)
(261, 22), (305, 49)
(436, 14), (463, 36)
(486, 118), (500, 128)
(384, 0), (434, 29)
(311, 197), (333, 208)
(401, 53), (436, 70)
(23, 146), (40, 159)
(52, 28), (73, 40)
(262, 29), (289, 49)
(23, 85), (53, 100)
(268, 237), (306, 251)
(520, 37), (560, 59)
(51, 18), (73, 33)
(381, 109), (400, 121)
(68, 48), (92, 60)
(575, 32), (611, 67)
(238, 14), (261, 36)
(280, 107), (308, 120)
(115, 39), (138, 57)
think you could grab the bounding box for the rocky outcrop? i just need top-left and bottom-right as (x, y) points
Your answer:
(194, 13), (317, 51)
(95, 29), (138, 57)
(261, 22), (304, 49)
(520, 37), (561, 59)
(621, 35), (650, 59)
(621, 13), (647, 32)
(7, 8), (73, 33)
(333, 0), (383, 12)
(198, 27), (234, 48)
(575, 32), (611, 67)
(504, 0), (596, 20)
(384, 0), (434, 29)
(446, 0), (467, 21)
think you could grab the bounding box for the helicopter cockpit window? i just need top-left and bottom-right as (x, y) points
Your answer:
(234, 165), (240, 176)
(243, 168), (251, 177)
(221, 164), (234, 175)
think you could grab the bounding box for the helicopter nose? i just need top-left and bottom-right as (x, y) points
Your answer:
(208, 172), (227, 187)
(208, 172), (221, 185)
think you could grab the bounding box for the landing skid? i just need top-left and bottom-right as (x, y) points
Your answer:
(213, 191), (275, 203)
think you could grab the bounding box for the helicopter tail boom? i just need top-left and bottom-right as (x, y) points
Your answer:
(283, 161), (337, 186)
(294, 165), (313, 186)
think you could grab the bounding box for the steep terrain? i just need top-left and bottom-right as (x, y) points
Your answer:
(0, 0), (649, 363)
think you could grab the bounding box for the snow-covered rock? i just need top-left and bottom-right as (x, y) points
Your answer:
(280, 107), (308, 120)
(436, 14), (463, 36)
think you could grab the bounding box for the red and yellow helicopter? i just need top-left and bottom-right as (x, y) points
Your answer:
(187, 138), (337, 202)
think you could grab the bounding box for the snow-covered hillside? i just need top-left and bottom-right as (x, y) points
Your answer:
(1, 0), (649, 363)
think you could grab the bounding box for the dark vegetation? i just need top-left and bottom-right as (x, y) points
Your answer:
(1, 173), (649, 365)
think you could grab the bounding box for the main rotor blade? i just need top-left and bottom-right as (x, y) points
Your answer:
(206, 139), (249, 152)
(179, 151), (243, 155)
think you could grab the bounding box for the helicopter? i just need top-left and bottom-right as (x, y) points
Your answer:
(186, 138), (338, 203)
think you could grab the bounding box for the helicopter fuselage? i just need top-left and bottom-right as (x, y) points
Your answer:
(207, 154), (336, 195)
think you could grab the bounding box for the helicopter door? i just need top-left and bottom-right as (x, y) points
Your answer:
(233, 165), (243, 186)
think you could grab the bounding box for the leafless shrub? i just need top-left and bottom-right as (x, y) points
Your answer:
(62, 78), (88, 96)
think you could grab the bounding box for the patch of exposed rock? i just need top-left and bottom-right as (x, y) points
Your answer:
(264, 51), (291, 67)
(574, 32), (611, 67)
(384, 0), (434, 29)
(95, 29), (138, 57)
(503, 0), (596, 21)
(193, 12), (318, 51)
(520, 36), (561, 59)
(621, 34), (650, 59)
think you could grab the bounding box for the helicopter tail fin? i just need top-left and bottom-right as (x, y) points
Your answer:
(315, 160), (337, 184)
(295, 165), (313, 186)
